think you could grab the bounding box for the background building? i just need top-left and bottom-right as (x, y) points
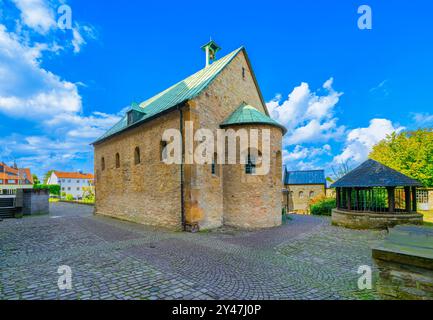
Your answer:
(0, 162), (33, 194)
(416, 188), (433, 211)
(282, 169), (326, 214)
(47, 171), (94, 200)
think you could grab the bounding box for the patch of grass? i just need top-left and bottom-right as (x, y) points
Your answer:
(419, 210), (433, 228)
(49, 198), (60, 203)
(199, 228), (212, 234)
(424, 222), (433, 228)
(420, 210), (433, 223)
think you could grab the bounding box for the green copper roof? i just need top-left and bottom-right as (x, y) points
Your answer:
(201, 40), (221, 54)
(220, 103), (287, 133)
(94, 47), (244, 144)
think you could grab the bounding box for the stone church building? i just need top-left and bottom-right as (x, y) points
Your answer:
(93, 41), (286, 231)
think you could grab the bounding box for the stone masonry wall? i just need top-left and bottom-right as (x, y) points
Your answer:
(191, 50), (283, 229)
(22, 189), (49, 216)
(222, 125), (283, 229)
(332, 209), (423, 230)
(94, 112), (183, 230)
(375, 259), (433, 300)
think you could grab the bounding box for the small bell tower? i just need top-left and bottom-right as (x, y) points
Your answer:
(201, 39), (221, 67)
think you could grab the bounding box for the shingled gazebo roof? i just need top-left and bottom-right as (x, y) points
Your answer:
(331, 159), (422, 188)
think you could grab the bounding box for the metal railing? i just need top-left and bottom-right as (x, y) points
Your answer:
(337, 187), (411, 213)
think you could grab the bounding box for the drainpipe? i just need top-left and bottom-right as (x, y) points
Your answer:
(179, 106), (186, 231)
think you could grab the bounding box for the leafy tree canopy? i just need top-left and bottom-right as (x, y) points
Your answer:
(33, 184), (61, 195)
(369, 128), (433, 187)
(328, 160), (352, 183)
(32, 174), (40, 185)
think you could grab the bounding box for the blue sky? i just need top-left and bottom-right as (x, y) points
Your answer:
(0, 0), (433, 178)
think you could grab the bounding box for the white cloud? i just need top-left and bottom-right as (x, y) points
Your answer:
(369, 79), (390, 97)
(0, 109), (121, 177)
(334, 119), (404, 164)
(0, 24), (82, 118)
(412, 112), (433, 126)
(44, 112), (121, 139)
(0, 133), (94, 176)
(283, 144), (331, 162)
(268, 79), (404, 173)
(282, 144), (332, 171)
(12, 0), (56, 34)
(286, 118), (346, 145)
(72, 26), (85, 53)
(71, 23), (98, 54)
(268, 78), (345, 145)
(0, 1), (113, 176)
(268, 78), (345, 170)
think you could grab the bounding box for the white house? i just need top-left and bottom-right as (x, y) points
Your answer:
(47, 171), (94, 199)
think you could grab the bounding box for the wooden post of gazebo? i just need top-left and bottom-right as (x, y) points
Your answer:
(411, 186), (417, 212)
(387, 187), (396, 213)
(347, 188), (352, 210)
(404, 187), (411, 213)
(355, 188), (360, 210)
(336, 187), (341, 209)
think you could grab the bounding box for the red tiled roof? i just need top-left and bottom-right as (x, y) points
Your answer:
(19, 168), (34, 184)
(1, 162), (19, 175)
(0, 173), (22, 180)
(54, 171), (94, 179)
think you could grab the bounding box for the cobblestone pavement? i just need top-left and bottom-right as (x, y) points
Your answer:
(0, 203), (386, 300)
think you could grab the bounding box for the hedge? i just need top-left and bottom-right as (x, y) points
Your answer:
(33, 184), (61, 196)
(310, 198), (336, 216)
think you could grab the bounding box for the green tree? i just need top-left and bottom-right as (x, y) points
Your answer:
(32, 174), (40, 185)
(82, 186), (95, 202)
(369, 129), (433, 187)
(43, 170), (54, 184)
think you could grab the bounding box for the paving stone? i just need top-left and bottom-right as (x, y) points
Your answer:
(0, 202), (384, 300)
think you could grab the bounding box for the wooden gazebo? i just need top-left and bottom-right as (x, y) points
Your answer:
(330, 159), (424, 229)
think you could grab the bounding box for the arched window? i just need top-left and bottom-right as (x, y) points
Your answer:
(115, 153), (120, 168)
(245, 148), (260, 175)
(101, 157), (105, 171)
(211, 153), (219, 176)
(245, 154), (256, 175)
(299, 191), (304, 199)
(134, 147), (141, 165)
(309, 191), (315, 198)
(160, 141), (168, 162)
